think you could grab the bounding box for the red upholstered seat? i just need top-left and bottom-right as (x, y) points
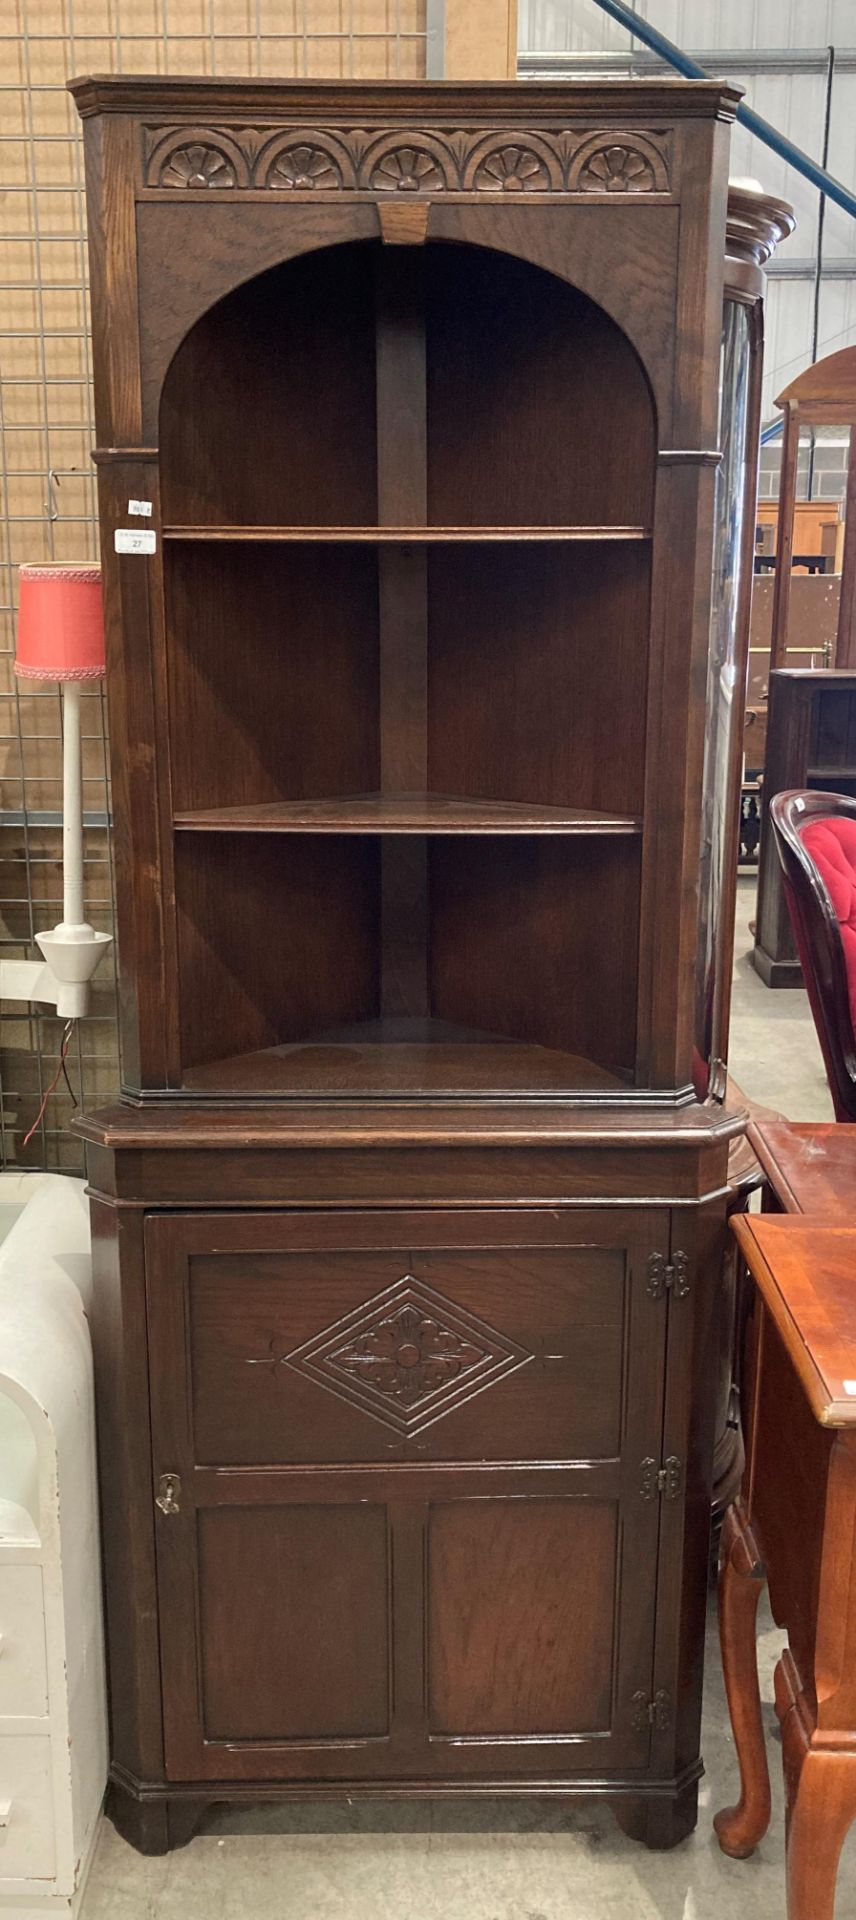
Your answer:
(770, 791), (856, 1122)
(801, 817), (856, 1041)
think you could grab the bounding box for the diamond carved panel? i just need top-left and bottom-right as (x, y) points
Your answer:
(284, 1275), (531, 1435)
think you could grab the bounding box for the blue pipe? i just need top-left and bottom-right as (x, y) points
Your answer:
(591, 0), (856, 224)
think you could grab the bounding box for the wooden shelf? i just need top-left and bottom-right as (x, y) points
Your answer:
(160, 232), (651, 1105)
(173, 793), (642, 836)
(163, 525), (652, 544)
(182, 1017), (630, 1097)
(807, 766), (856, 780)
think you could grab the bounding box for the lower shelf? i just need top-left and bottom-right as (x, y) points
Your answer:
(181, 1017), (631, 1096)
(173, 793), (641, 835)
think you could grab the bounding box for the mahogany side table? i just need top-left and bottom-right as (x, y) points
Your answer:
(716, 1213), (856, 1920)
(748, 1119), (856, 1217)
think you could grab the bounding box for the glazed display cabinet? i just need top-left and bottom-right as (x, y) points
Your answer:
(73, 75), (748, 1853)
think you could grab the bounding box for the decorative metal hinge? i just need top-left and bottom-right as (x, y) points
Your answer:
(646, 1251), (690, 1301)
(631, 1688), (672, 1733)
(640, 1455), (683, 1501)
(155, 1472), (181, 1515)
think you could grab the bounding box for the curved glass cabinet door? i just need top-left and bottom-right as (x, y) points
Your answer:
(694, 186), (794, 1102)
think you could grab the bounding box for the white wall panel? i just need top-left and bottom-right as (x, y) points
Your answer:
(518, 0), (856, 55)
(826, 71), (856, 255)
(731, 69), (826, 254)
(762, 277), (815, 417)
(654, 1), (850, 50)
(518, 0), (856, 425)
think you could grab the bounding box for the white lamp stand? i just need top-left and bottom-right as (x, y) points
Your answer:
(1, 682), (111, 1020)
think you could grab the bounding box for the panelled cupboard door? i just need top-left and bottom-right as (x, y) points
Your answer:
(145, 1209), (670, 1784)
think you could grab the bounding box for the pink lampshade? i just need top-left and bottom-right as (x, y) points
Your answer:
(15, 563), (105, 682)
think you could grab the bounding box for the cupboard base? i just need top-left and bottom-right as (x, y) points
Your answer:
(106, 1765), (702, 1856)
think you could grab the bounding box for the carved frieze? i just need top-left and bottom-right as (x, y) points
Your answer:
(143, 124), (671, 196)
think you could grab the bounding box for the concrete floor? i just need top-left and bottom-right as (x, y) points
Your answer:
(79, 874), (841, 1920)
(729, 875), (833, 1122)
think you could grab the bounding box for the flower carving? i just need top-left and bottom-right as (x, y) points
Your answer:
(280, 1275), (531, 1434)
(370, 145), (445, 192)
(473, 144), (550, 193)
(333, 1303), (486, 1409)
(578, 144), (656, 193)
(146, 125), (668, 196)
(159, 143), (236, 188)
(266, 143), (341, 190)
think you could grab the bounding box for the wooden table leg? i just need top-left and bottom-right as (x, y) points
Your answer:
(777, 1653), (856, 1920)
(785, 1750), (856, 1920)
(713, 1500), (772, 1858)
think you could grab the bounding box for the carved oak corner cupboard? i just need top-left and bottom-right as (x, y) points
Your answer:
(71, 74), (755, 1855)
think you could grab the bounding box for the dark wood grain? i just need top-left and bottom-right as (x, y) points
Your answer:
(180, 1022), (628, 1098)
(69, 73), (741, 115)
(426, 200), (679, 440)
(87, 1201), (165, 1780)
(427, 1499), (618, 1734)
(160, 245), (378, 528)
(179, 1234), (629, 1466)
(425, 243), (655, 529)
(93, 458), (173, 1086)
(375, 247), (428, 1018)
(430, 836), (641, 1079)
(162, 525), (653, 542)
(90, 129), (731, 1098)
(427, 543), (650, 818)
(197, 1504), (390, 1740)
(145, 1204), (667, 1780)
(73, 72), (757, 1854)
(164, 542), (380, 813)
(174, 835), (379, 1073)
(172, 794), (643, 834)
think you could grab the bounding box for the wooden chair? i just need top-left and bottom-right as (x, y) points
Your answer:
(769, 788), (856, 1118)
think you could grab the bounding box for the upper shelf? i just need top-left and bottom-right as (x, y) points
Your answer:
(162, 525), (653, 545)
(173, 792), (643, 835)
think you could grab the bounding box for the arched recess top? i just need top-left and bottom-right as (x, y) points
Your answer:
(157, 234), (658, 532)
(138, 199), (674, 442)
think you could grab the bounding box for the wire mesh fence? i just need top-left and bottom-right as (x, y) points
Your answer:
(0, 0), (429, 1169)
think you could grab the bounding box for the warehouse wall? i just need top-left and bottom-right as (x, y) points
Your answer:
(519, 0), (856, 424)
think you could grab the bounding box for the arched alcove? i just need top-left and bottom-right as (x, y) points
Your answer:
(161, 240), (655, 1092)
(160, 243), (379, 529)
(159, 238), (656, 529)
